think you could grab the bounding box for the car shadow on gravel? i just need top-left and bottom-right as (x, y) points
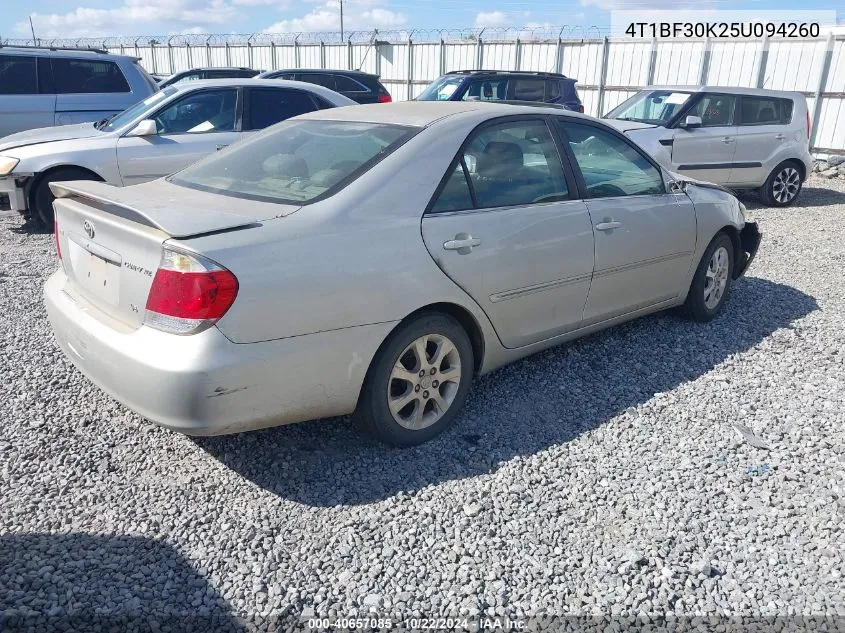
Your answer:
(739, 185), (845, 209)
(0, 533), (243, 632)
(196, 277), (817, 507)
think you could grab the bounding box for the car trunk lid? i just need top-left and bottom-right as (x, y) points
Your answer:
(51, 179), (297, 330)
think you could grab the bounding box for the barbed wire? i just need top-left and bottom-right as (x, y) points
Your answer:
(0, 26), (612, 49)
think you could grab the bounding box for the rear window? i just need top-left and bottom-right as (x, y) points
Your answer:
(51, 59), (130, 94)
(739, 96), (793, 125)
(335, 75), (368, 92)
(170, 120), (416, 204)
(0, 55), (37, 95)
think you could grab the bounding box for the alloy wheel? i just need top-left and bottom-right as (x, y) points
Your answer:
(772, 167), (800, 204)
(387, 334), (462, 430)
(704, 246), (730, 310)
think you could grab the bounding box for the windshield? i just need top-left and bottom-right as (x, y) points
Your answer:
(605, 90), (693, 125)
(100, 88), (175, 132)
(170, 120), (417, 204)
(416, 75), (465, 101)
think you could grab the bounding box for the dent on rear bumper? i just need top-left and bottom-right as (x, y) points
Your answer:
(44, 270), (396, 435)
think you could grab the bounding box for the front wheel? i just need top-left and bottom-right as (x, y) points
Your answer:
(30, 168), (102, 231)
(680, 233), (735, 322)
(760, 161), (802, 207)
(355, 313), (474, 446)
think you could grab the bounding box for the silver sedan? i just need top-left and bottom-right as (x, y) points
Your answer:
(45, 101), (761, 446)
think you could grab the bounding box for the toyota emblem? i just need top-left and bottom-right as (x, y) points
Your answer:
(83, 220), (95, 240)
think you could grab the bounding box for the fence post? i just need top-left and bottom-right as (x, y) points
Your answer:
(320, 40), (326, 68)
(440, 38), (446, 75)
(167, 36), (174, 74)
(809, 32), (835, 150)
(150, 40), (158, 74)
(646, 37), (657, 86)
(247, 34), (255, 69)
(206, 36), (212, 67)
(698, 37), (712, 85)
(134, 37), (141, 64)
(294, 34), (300, 67)
(347, 38), (353, 70)
(406, 32), (414, 100)
(186, 42), (192, 68)
(554, 29), (564, 74)
(754, 35), (769, 88)
(225, 41), (231, 66)
(476, 29), (485, 69)
(596, 36), (610, 117)
(270, 41), (277, 70)
(514, 37), (521, 71)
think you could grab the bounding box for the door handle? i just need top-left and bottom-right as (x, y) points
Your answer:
(721, 137), (735, 144)
(595, 221), (621, 231)
(443, 235), (481, 252)
(774, 134), (785, 140)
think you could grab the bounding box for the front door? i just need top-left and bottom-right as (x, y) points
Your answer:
(421, 117), (594, 349)
(557, 119), (697, 323)
(671, 93), (738, 184)
(116, 88), (240, 185)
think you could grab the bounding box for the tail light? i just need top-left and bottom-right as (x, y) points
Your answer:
(145, 247), (238, 335)
(378, 94), (392, 103)
(577, 105), (585, 113)
(54, 219), (62, 260)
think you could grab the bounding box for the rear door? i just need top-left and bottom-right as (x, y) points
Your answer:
(557, 118), (696, 324)
(671, 93), (738, 183)
(116, 87), (240, 185)
(51, 57), (137, 125)
(729, 95), (791, 185)
(0, 55), (55, 136)
(421, 116), (594, 349)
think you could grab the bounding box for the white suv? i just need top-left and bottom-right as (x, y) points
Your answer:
(604, 86), (812, 207)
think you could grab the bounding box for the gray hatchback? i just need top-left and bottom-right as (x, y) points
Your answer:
(0, 45), (158, 138)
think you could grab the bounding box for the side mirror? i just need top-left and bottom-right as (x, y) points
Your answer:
(125, 119), (158, 137)
(680, 115), (702, 130)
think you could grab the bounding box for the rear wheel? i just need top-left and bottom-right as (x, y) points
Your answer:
(680, 233), (734, 322)
(30, 168), (102, 231)
(356, 313), (473, 446)
(759, 160), (802, 207)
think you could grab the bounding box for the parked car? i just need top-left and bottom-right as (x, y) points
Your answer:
(45, 101), (760, 446)
(0, 45), (158, 138)
(417, 70), (583, 112)
(0, 79), (354, 229)
(604, 86), (812, 207)
(258, 69), (392, 104)
(158, 67), (261, 88)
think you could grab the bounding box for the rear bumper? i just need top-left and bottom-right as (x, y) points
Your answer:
(45, 270), (394, 435)
(734, 220), (762, 279)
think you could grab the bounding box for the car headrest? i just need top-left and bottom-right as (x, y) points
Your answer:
(477, 141), (524, 177)
(262, 154), (309, 179)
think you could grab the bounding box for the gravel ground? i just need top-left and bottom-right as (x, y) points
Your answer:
(1, 177), (844, 631)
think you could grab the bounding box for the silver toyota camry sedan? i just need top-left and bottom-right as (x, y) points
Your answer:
(45, 101), (761, 446)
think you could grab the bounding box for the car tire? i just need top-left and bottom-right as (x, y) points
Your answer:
(30, 168), (102, 232)
(680, 233), (735, 323)
(759, 160), (802, 207)
(356, 313), (474, 447)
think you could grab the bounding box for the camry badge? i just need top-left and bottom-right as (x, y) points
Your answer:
(83, 220), (95, 240)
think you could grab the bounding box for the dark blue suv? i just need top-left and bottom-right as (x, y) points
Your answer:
(417, 70), (582, 112)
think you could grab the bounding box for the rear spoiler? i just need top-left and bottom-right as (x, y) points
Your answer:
(50, 180), (262, 238)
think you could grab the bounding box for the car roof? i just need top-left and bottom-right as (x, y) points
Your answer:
(261, 68), (379, 78)
(642, 85), (803, 98)
(0, 46), (135, 61)
(297, 100), (588, 127)
(176, 67), (255, 73)
(446, 70), (571, 80)
(168, 77), (354, 102)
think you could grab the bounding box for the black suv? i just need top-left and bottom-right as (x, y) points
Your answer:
(417, 70), (582, 112)
(257, 69), (392, 104)
(159, 67), (261, 88)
